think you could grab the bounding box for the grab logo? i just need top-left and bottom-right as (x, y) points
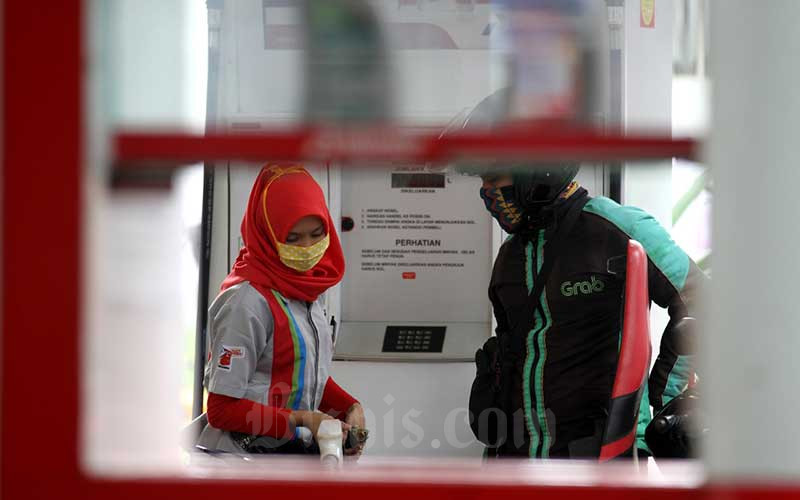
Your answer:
(560, 276), (605, 297)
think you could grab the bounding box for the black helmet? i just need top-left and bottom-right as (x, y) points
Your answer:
(446, 88), (580, 212)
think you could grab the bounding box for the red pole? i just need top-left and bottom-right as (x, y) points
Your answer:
(1, 1), (86, 498)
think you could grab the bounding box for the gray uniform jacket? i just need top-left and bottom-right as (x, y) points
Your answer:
(196, 282), (335, 452)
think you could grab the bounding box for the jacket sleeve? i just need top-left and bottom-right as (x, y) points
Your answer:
(205, 297), (272, 399)
(207, 392), (294, 439)
(318, 377), (358, 418)
(635, 218), (708, 412)
(647, 258), (706, 411)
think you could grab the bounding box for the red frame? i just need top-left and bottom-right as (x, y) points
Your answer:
(1, 2), (793, 499)
(114, 128), (698, 165)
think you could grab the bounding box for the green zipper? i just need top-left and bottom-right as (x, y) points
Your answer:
(534, 230), (552, 457)
(522, 231), (553, 457)
(522, 240), (539, 456)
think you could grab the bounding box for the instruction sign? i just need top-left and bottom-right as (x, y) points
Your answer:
(340, 168), (492, 326)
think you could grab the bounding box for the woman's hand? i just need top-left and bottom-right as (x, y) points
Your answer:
(343, 403), (366, 458)
(291, 410), (334, 442)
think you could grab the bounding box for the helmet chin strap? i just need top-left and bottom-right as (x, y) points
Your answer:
(515, 183), (561, 215)
(516, 181), (578, 233)
(519, 203), (557, 233)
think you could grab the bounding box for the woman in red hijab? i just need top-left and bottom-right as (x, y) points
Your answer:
(196, 164), (365, 456)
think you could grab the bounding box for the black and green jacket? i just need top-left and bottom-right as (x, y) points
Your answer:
(489, 187), (706, 458)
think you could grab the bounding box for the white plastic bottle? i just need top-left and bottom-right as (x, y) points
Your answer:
(317, 419), (344, 467)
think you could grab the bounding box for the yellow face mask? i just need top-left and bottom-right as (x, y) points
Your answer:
(277, 233), (330, 272)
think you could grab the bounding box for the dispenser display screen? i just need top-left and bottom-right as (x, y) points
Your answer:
(391, 173), (446, 189)
(382, 326), (446, 353)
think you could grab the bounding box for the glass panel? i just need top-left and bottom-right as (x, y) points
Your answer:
(85, 0), (707, 483)
(83, 0), (208, 475)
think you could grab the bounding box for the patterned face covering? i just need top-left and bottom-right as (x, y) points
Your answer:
(479, 185), (523, 233)
(277, 233), (331, 272)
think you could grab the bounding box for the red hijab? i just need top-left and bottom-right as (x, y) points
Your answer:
(221, 164), (345, 302)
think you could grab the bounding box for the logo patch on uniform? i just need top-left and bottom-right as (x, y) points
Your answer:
(561, 276), (605, 297)
(218, 345), (245, 371)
